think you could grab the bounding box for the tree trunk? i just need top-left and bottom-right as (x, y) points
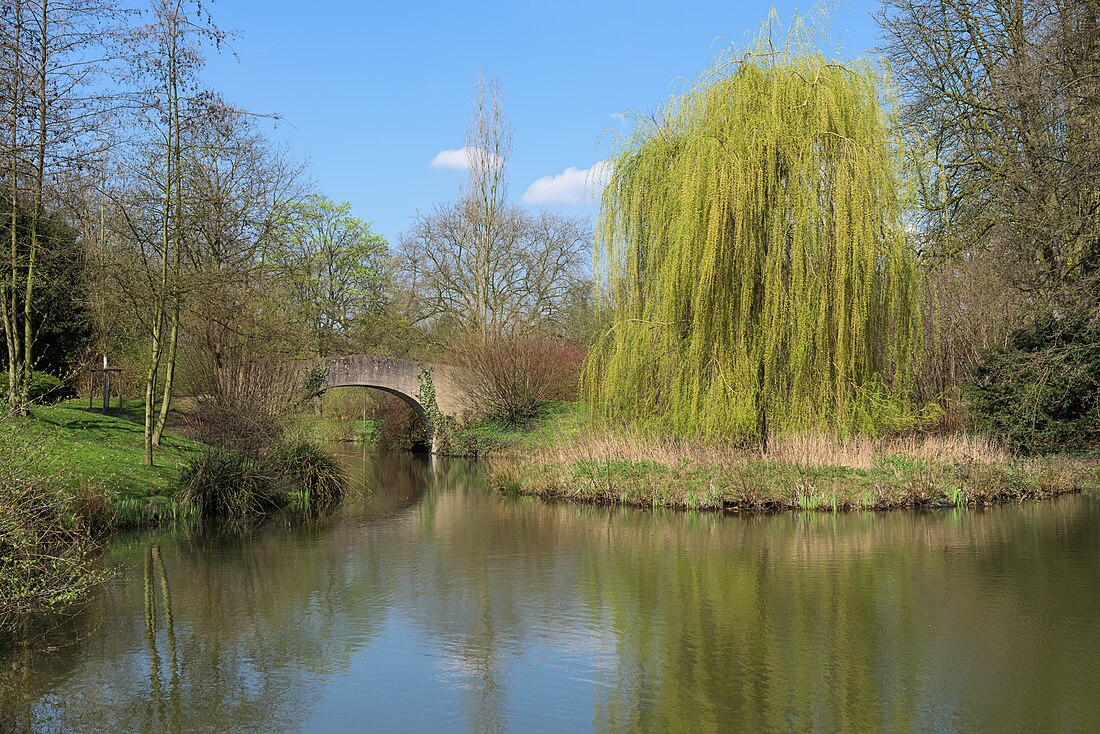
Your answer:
(143, 329), (161, 466)
(152, 299), (179, 445)
(4, 3), (24, 408)
(19, 0), (48, 414)
(145, 8), (180, 464)
(152, 6), (185, 447)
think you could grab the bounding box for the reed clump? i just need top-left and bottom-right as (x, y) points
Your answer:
(177, 449), (283, 520)
(177, 440), (348, 521)
(274, 440), (348, 511)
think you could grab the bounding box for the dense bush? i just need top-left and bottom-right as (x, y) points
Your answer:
(967, 307), (1100, 454)
(0, 431), (106, 639)
(0, 206), (91, 378)
(177, 340), (349, 519)
(0, 370), (70, 405)
(183, 342), (307, 458)
(447, 335), (585, 426)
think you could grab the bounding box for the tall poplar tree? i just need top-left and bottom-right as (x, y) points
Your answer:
(400, 75), (589, 339)
(585, 20), (922, 441)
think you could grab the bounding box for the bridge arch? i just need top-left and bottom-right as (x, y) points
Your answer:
(307, 355), (467, 450)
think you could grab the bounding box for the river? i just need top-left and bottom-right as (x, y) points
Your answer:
(3, 447), (1100, 732)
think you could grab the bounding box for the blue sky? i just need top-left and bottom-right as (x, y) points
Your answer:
(202, 1), (883, 245)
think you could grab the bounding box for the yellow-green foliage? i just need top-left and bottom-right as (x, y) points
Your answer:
(585, 22), (921, 439)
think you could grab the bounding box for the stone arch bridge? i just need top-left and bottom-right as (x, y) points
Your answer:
(307, 355), (469, 434)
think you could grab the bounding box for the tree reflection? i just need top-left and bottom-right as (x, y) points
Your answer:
(0, 452), (444, 733)
(3, 459), (1100, 732)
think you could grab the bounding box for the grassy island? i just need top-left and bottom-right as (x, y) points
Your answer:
(487, 428), (1098, 513)
(440, 405), (1098, 513)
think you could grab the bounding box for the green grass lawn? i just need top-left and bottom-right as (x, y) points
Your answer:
(4, 398), (205, 510)
(307, 415), (379, 444)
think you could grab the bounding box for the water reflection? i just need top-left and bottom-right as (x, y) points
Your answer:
(2, 453), (1099, 732)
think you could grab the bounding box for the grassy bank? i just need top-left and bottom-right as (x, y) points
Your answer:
(479, 410), (1100, 512)
(2, 398), (351, 638)
(1, 398), (204, 639)
(4, 399), (205, 528)
(4, 399), (352, 528)
(309, 415), (379, 444)
(445, 401), (583, 456)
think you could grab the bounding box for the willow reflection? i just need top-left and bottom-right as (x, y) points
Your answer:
(2, 456), (1098, 733)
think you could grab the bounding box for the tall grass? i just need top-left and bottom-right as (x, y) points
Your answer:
(177, 441), (348, 522)
(524, 429), (1011, 471)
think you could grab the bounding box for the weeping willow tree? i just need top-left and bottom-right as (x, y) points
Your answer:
(585, 22), (922, 441)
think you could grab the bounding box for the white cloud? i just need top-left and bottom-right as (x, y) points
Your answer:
(521, 160), (612, 206)
(429, 146), (499, 171)
(610, 112), (626, 122)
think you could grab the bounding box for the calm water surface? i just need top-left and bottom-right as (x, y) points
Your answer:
(2, 447), (1100, 732)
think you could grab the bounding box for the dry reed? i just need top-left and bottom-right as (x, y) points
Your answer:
(522, 429), (1011, 472)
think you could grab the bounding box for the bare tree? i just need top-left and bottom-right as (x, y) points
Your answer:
(180, 104), (307, 366)
(126, 0), (227, 464)
(0, 0), (124, 412)
(399, 75), (590, 338)
(877, 0), (1100, 302)
(98, 97), (306, 459)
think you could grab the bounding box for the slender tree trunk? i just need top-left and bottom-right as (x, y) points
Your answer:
(152, 5), (184, 447)
(21, 220), (36, 415)
(145, 8), (180, 464)
(152, 299), (178, 445)
(144, 132), (171, 465)
(143, 323), (162, 465)
(4, 3), (23, 408)
(4, 153), (18, 406)
(19, 0), (48, 414)
(144, 149), (171, 465)
(144, 157), (172, 464)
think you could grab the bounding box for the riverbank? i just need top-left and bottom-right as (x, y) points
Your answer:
(2, 398), (352, 639)
(474, 407), (1100, 512)
(3, 399), (205, 528)
(4, 398), (353, 528)
(1, 399), (204, 639)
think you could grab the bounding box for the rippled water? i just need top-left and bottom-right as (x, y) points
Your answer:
(3, 447), (1100, 732)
